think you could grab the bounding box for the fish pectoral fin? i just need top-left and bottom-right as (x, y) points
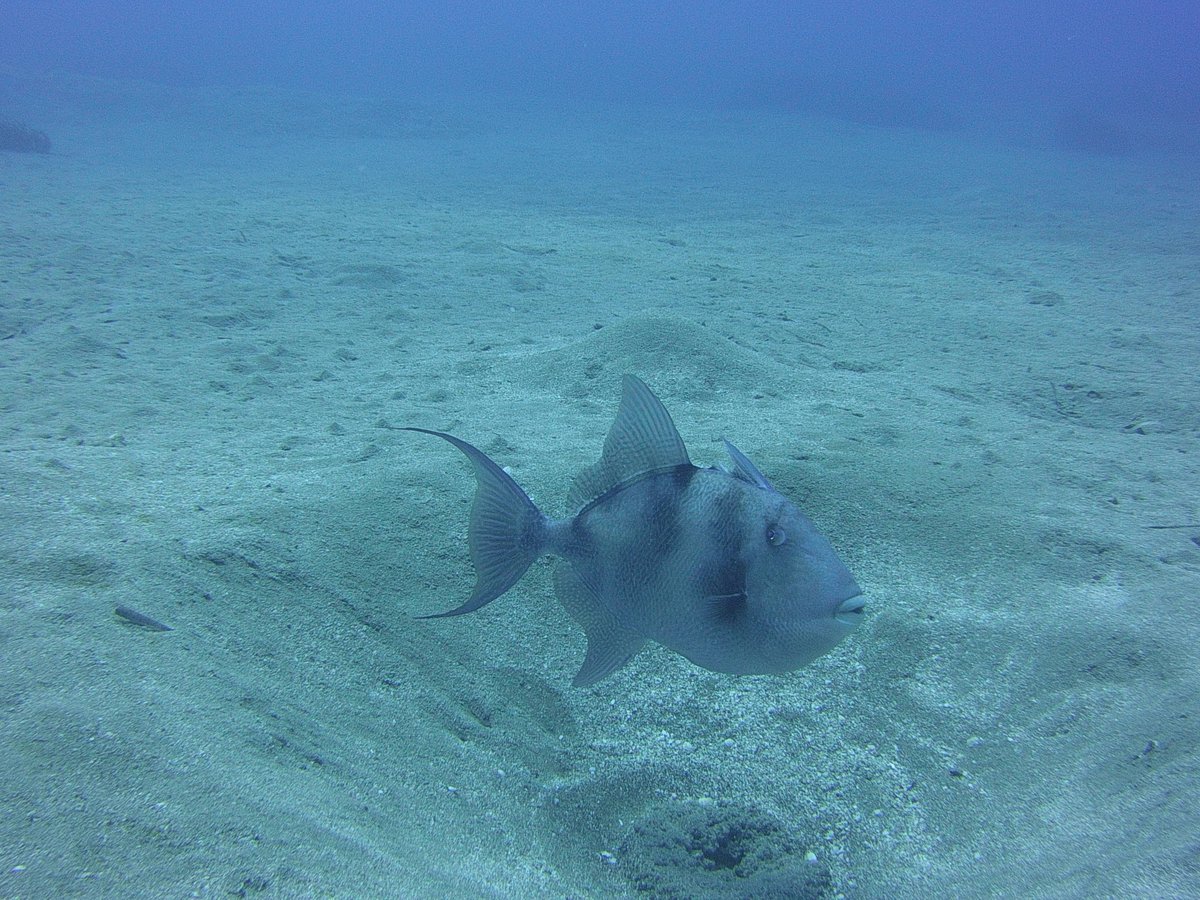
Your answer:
(554, 564), (645, 687)
(702, 591), (748, 628)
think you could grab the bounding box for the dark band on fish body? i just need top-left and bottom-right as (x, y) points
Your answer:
(574, 464), (696, 519)
(565, 514), (598, 562)
(570, 464), (696, 575)
(704, 474), (747, 547)
(641, 466), (696, 558)
(618, 465), (696, 589)
(694, 479), (750, 613)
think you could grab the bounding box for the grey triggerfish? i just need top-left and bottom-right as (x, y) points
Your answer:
(405, 375), (864, 686)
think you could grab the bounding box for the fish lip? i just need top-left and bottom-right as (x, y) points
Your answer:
(834, 594), (866, 626)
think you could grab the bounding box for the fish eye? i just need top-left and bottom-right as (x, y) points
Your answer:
(766, 525), (787, 547)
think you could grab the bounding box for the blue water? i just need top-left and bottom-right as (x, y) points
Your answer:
(2, 4), (1197, 898)
(6, 1), (1199, 153)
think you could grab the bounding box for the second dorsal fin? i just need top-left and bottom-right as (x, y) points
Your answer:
(567, 375), (691, 509)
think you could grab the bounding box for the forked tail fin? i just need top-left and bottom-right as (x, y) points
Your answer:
(404, 428), (547, 617)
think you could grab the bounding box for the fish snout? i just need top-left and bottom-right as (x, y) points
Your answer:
(834, 594), (866, 627)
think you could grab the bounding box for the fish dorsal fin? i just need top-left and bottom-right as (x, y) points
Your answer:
(723, 439), (775, 491)
(568, 375), (691, 509)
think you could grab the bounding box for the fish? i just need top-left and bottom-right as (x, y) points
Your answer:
(114, 605), (172, 631)
(404, 375), (864, 686)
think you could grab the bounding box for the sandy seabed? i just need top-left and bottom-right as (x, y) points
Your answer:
(1, 80), (1198, 898)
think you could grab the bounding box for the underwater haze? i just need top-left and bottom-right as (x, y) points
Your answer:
(6, 1), (1200, 151)
(2, 2), (1198, 898)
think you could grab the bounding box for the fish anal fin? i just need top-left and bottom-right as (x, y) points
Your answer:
(554, 564), (645, 687)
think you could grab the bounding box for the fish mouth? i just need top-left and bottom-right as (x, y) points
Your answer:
(834, 595), (866, 626)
